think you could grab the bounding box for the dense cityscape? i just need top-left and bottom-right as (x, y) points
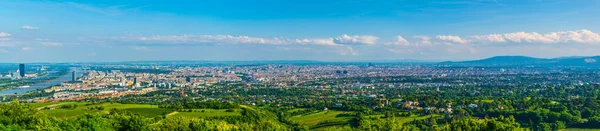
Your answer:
(0, 56), (600, 130)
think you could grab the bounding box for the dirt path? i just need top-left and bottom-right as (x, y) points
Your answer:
(166, 111), (179, 117)
(37, 102), (73, 110)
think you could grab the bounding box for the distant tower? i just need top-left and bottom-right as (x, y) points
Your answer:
(72, 71), (76, 82)
(19, 64), (25, 77)
(133, 77), (137, 85)
(186, 76), (191, 83)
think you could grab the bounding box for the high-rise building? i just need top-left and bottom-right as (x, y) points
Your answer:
(186, 76), (191, 83)
(72, 71), (76, 82)
(19, 64), (25, 77)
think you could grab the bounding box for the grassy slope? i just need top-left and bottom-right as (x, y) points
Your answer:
(290, 110), (353, 130)
(39, 102), (164, 118)
(28, 102), (60, 108)
(286, 108), (307, 113)
(125, 108), (173, 118)
(290, 110), (441, 131)
(37, 102), (245, 119)
(170, 109), (242, 118)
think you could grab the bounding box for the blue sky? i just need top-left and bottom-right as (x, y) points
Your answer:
(1, 0), (600, 62)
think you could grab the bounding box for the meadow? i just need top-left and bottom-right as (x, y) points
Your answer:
(32, 102), (245, 119)
(35, 102), (166, 118)
(170, 109), (243, 118)
(290, 110), (354, 130)
(287, 109), (442, 130)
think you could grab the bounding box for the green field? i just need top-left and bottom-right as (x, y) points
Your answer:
(290, 110), (354, 130)
(125, 108), (174, 118)
(288, 110), (439, 131)
(170, 109), (243, 118)
(37, 102), (166, 118)
(286, 108), (307, 113)
(101, 103), (158, 109)
(28, 102), (60, 108)
(33, 102), (247, 120)
(42, 108), (104, 118)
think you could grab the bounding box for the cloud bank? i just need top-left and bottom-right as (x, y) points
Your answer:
(468, 29), (600, 44)
(383, 29), (600, 55)
(118, 34), (378, 46)
(107, 29), (600, 48)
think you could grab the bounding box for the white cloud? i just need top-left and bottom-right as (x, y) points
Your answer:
(118, 34), (378, 46)
(0, 32), (11, 41)
(42, 42), (63, 46)
(294, 38), (337, 46)
(102, 29), (600, 50)
(207, 35), (286, 45)
(503, 32), (554, 43)
(387, 35), (480, 55)
(468, 29), (600, 44)
(132, 35), (288, 45)
(385, 36), (410, 45)
(333, 34), (378, 45)
(386, 29), (600, 58)
(0, 49), (7, 53)
(436, 35), (466, 44)
(21, 47), (31, 51)
(469, 34), (506, 43)
(0, 32), (10, 37)
(21, 26), (40, 30)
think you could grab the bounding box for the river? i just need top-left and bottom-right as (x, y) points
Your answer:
(0, 70), (83, 95)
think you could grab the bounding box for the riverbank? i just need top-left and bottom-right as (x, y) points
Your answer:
(0, 70), (73, 95)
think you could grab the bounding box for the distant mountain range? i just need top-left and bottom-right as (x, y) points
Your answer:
(442, 56), (600, 66)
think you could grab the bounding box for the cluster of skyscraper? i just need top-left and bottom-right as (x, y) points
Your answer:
(4, 64), (27, 78)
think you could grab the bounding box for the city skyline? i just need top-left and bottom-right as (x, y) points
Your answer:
(1, 0), (600, 62)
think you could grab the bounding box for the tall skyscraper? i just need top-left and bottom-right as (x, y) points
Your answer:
(19, 64), (25, 77)
(186, 76), (191, 83)
(72, 71), (76, 82)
